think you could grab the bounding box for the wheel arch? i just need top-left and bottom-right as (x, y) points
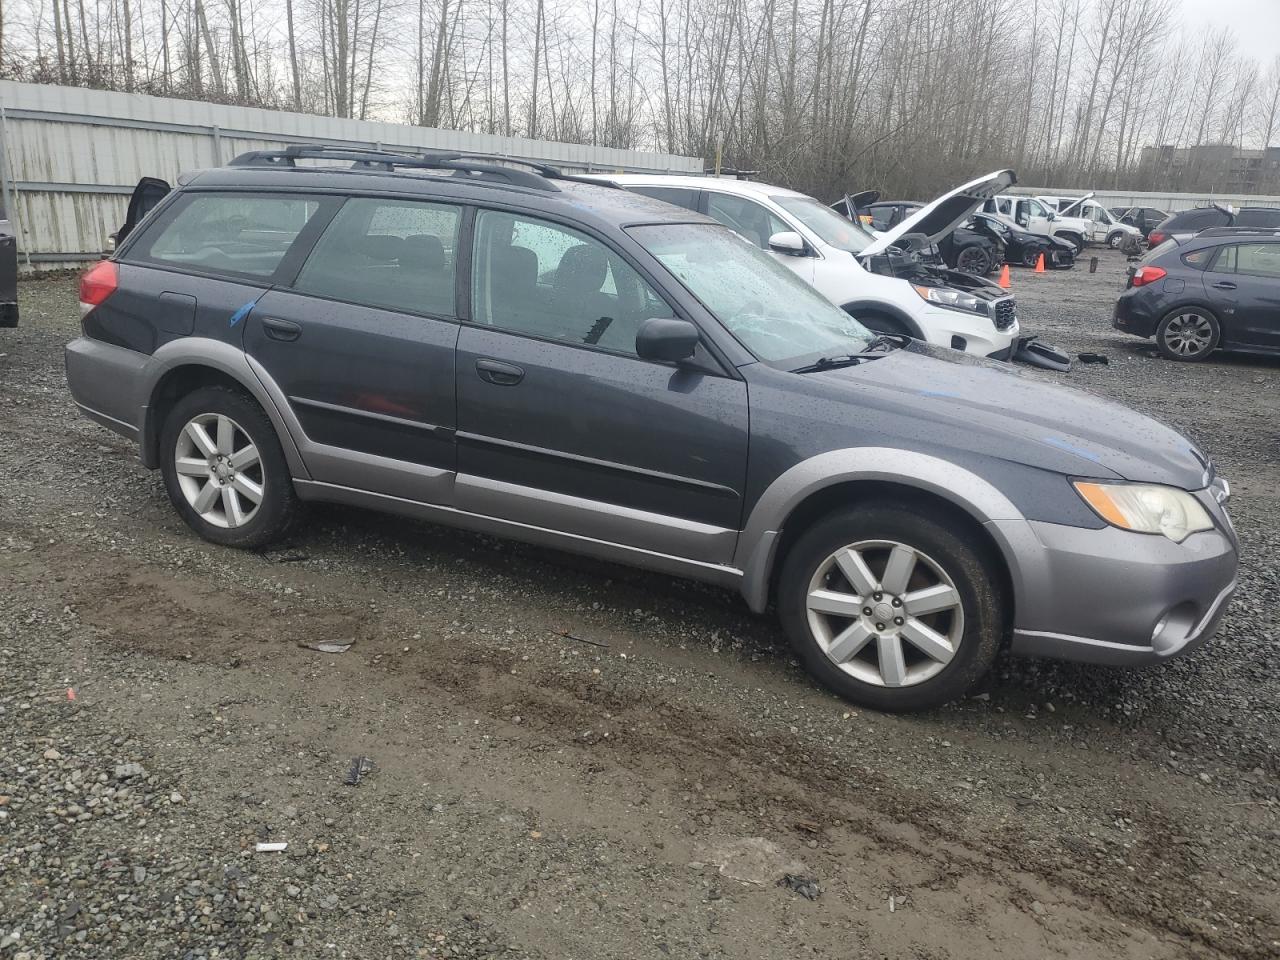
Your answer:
(839, 301), (925, 340)
(734, 449), (1022, 619)
(140, 339), (309, 479)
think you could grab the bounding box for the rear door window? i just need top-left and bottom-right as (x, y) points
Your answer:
(1232, 243), (1280, 279)
(292, 197), (461, 317)
(139, 193), (321, 278)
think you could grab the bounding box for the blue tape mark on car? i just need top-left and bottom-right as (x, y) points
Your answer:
(1043, 435), (1102, 462)
(229, 299), (259, 328)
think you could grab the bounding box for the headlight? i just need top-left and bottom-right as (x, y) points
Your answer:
(911, 284), (988, 315)
(1073, 481), (1214, 542)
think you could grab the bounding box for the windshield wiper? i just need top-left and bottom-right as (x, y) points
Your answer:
(789, 335), (903, 374)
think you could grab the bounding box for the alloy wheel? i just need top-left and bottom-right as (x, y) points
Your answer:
(805, 539), (964, 688)
(1161, 312), (1214, 358)
(174, 413), (265, 529)
(957, 246), (990, 274)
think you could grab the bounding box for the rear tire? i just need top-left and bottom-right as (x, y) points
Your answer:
(955, 244), (994, 275)
(159, 385), (299, 548)
(1155, 308), (1219, 362)
(778, 503), (1004, 712)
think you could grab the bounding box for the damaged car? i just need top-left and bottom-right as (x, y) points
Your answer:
(968, 212), (1075, 269)
(841, 198), (1002, 276)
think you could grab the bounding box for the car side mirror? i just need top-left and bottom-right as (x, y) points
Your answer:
(767, 231), (807, 256)
(636, 318), (700, 363)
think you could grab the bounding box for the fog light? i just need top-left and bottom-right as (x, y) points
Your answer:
(950, 335), (967, 351)
(1150, 602), (1198, 654)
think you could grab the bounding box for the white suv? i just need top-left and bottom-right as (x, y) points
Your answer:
(1039, 194), (1142, 249)
(594, 170), (1021, 360)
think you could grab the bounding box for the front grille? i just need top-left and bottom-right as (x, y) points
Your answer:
(993, 298), (1017, 330)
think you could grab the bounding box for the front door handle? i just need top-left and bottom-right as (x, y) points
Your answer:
(1211, 281), (1237, 291)
(475, 358), (524, 386)
(261, 316), (302, 341)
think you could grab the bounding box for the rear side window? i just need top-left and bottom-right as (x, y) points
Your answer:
(628, 186), (700, 212)
(1170, 208), (1229, 232)
(1234, 209), (1280, 228)
(140, 194), (320, 278)
(293, 197), (461, 317)
(1181, 248), (1213, 269)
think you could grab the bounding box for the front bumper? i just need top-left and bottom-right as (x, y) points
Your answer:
(989, 509), (1238, 666)
(917, 304), (1018, 358)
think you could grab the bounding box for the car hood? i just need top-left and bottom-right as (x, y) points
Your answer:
(862, 170), (1016, 256)
(807, 343), (1210, 489)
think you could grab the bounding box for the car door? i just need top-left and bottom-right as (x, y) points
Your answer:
(704, 191), (814, 284)
(1203, 241), (1280, 350)
(245, 195), (463, 504)
(455, 207), (748, 564)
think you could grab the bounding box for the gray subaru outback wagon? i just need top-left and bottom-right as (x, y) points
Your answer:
(65, 146), (1238, 711)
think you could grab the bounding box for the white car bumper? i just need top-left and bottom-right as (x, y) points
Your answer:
(915, 304), (1019, 359)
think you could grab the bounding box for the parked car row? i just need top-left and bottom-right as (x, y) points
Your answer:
(63, 145), (1238, 713)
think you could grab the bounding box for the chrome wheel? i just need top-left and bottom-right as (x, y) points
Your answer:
(805, 540), (964, 688)
(1161, 312), (1214, 358)
(174, 413), (265, 529)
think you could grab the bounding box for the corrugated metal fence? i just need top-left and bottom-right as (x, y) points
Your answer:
(1009, 185), (1280, 212)
(0, 81), (703, 269)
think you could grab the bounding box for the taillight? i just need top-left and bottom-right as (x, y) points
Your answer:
(1131, 265), (1167, 287)
(1148, 230), (1166, 246)
(79, 260), (118, 308)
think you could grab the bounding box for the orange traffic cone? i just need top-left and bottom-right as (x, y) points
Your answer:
(1035, 253), (1046, 273)
(997, 263), (1011, 289)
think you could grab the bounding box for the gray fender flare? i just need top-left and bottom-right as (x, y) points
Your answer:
(140, 338), (310, 479)
(732, 448), (1027, 613)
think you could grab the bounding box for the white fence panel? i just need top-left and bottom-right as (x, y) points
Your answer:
(0, 81), (703, 268)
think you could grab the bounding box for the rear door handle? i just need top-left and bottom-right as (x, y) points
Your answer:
(1211, 281), (1237, 291)
(261, 316), (302, 341)
(475, 358), (524, 386)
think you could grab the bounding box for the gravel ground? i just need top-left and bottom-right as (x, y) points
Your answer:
(1, 251), (1277, 959)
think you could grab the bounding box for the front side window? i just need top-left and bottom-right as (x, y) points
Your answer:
(705, 193), (791, 250)
(631, 222), (873, 365)
(773, 195), (874, 254)
(293, 197), (460, 317)
(470, 210), (668, 356)
(1230, 243), (1280, 279)
(141, 193), (320, 277)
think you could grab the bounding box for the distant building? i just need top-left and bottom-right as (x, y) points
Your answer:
(1139, 144), (1280, 195)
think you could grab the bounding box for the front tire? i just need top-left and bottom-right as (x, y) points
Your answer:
(1106, 231), (1124, 249)
(1155, 308), (1219, 362)
(778, 503), (1004, 711)
(159, 385), (299, 548)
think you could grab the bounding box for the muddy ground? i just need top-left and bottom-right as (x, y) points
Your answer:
(1, 250), (1277, 960)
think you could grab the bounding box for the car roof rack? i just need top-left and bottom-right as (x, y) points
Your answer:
(1196, 226), (1280, 238)
(228, 144), (588, 193)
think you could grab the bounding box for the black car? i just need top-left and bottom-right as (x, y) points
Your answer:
(968, 213), (1074, 269)
(1113, 230), (1280, 361)
(1, 201), (17, 328)
(1147, 205), (1280, 247)
(1110, 206), (1168, 238)
(864, 201), (1001, 275)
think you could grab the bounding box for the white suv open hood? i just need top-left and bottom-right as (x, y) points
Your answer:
(861, 169), (1017, 257)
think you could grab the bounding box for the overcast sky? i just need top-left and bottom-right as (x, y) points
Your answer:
(1178, 0), (1280, 64)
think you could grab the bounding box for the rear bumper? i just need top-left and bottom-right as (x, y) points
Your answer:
(64, 336), (150, 440)
(1112, 290), (1160, 338)
(990, 513), (1238, 666)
